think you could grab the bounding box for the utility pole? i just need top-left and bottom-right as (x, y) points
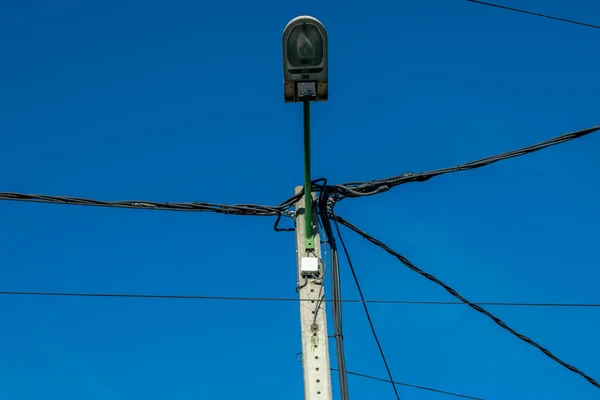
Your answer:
(283, 15), (332, 400)
(294, 186), (333, 400)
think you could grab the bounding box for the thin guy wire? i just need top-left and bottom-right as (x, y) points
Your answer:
(333, 369), (485, 400)
(1, 291), (599, 307)
(467, 0), (600, 29)
(334, 220), (401, 400)
(296, 353), (483, 399)
(333, 215), (600, 390)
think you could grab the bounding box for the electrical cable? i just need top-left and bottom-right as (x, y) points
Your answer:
(333, 214), (600, 390)
(274, 212), (295, 232)
(311, 218), (329, 325)
(296, 278), (309, 293)
(4, 125), (599, 217)
(296, 352), (484, 399)
(334, 220), (401, 400)
(0, 291), (308, 302)
(1, 291), (598, 308)
(337, 124), (600, 197)
(316, 215), (328, 285)
(312, 293), (325, 326)
(0, 192), (289, 216)
(336, 369), (485, 400)
(338, 369), (484, 400)
(318, 187), (350, 400)
(0, 179), (334, 234)
(467, 0), (600, 29)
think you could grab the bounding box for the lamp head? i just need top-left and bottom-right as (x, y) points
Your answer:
(282, 16), (328, 102)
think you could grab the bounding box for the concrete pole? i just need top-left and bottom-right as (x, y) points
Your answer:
(294, 186), (333, 400)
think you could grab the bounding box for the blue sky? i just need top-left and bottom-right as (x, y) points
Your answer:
(1, 1), (599, 399)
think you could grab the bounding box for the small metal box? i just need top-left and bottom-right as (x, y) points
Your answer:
(300, 257), (319, 276)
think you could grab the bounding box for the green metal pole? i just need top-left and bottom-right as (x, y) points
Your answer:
(303, 100), (314, 250)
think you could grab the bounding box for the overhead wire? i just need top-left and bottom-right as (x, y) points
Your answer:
(3, 124), (600, 395)
(336, 369), (485, 400)
(334, 220), (401, 400)
(3, 126), (599, 217)
(0, 180), (333, 233)
(467, 0), (600, 29)
(0, 291), (598, 307)
(296, 353), (484, 399)
(0, 192), (289, 216)
(333, 214), (600, 390)
(335, 124), (600, 198)
(0, 8), (595, 395)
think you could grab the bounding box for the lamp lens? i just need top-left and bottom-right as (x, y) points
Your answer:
(287, 24), (323, 67)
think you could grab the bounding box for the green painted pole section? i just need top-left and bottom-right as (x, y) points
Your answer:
(303, 100), (314, 250)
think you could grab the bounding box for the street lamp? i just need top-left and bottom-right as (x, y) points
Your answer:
(282, 16), (328, 103)
(283, 16), (328, 250)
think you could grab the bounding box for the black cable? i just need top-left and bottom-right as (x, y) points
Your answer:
(0, 179), (331, 233)
(274, 212), (295, 232)
(333, 214), (600, 390)
(359, 300), (600, 307)
(0, 291), (306, 302)
(277, 178), (329, 210)
(467, 0), (600, 29)
(334, 220), (401, 400)
(0, 192), (288, 216)
(296, 352), (484, 399)
(1, 291), (599, 308)
(4, 125), (599, 216)
(338, 124), (600, 197)
(7, 124), (599, 216)
(311, 219), (327, 325)
(334, 369), (485, 400)
(318, 188), (350, 400)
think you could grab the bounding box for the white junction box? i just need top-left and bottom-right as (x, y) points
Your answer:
(300, 257), (320, 276)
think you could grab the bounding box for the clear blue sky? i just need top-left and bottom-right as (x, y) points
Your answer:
(1, 1), (599, 399)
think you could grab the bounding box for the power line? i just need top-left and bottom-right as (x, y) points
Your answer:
(333, 214), (600, 390)
(334, 220), (401, 400)
(0, 179), (332, 217)
(1, 291), (598, 308)
(4, 125), (599, 217)
(467, 0), (600, 29)
(296, 353), (483, 399)
(0, 291), (305, 302)
(336, 124), (600, 198)
(0, 192), (291, 217)
(336, 369), (485, 400)
(406, 301), (600, 308)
